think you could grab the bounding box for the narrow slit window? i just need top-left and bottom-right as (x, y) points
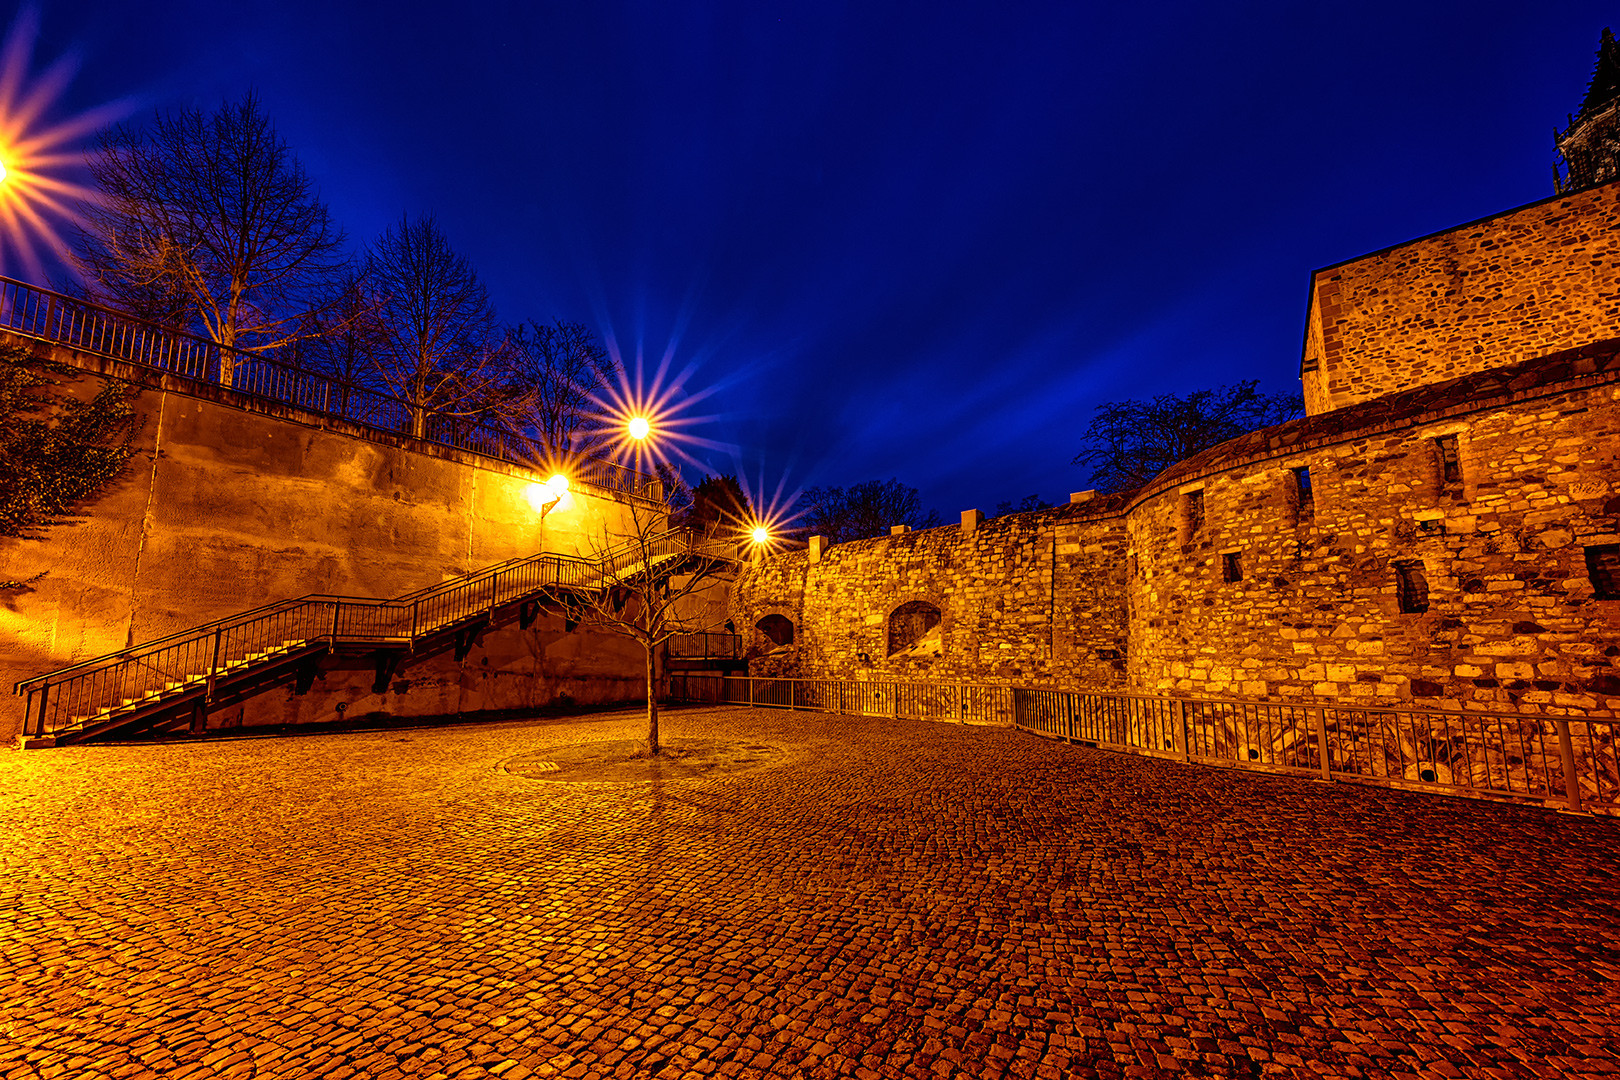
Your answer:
(1434, 435), (1462, 488)
(1222, 551), (1242, 583)
(1394, 560), (1430, 614)
(1588, 544), (1620, 600)
(1292, 466), (1313, 506)
(1183, 490), (1205, 536)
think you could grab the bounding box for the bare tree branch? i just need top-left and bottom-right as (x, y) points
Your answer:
(70, 91), (347, 383)
(365, 213), (504, 439)
(1071, 381), (1304, 493)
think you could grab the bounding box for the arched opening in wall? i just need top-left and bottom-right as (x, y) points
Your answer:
(755, 614), (795, 648)
(888, 601), (942, 659)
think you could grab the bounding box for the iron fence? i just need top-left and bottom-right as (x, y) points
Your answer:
(666, 676), (1620, 815)
(668, 633), (742, 660)
(0, 274), (658, 499)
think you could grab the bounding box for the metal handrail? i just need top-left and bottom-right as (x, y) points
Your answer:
(13, 527), (727, 738)
(0, 274), (659, 500)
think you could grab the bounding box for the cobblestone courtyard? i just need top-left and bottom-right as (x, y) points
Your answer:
(2, 708), (1618, 1080)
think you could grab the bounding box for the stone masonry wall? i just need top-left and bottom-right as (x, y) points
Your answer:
(0, 339), (651, 740)
(730, 502), (1130, 689)
(1301, 180), (1620, 415)
(1129, 380), (1620, 715)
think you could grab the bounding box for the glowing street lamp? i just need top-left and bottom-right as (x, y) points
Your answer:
(526, 473), (571, 516)
(627, 415), (651, 441)
(750, 526), (769, 545)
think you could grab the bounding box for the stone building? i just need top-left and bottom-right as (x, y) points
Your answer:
(731, 37), (1620, 719)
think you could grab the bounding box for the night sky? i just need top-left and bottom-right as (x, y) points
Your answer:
(21, 1), (1620, 518)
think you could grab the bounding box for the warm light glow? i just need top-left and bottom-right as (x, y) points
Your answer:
(0, 11), (129, 280)
(627, 416), (651, 440)
(526, 475), (572, 514)
(751, 526), (769, 545)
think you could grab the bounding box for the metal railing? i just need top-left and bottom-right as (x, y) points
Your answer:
(665, 676), (1620, 815)
(15, 528), (728, 739)
(0, 275), (658, 499)
(668, 633), (743, 660)
(668, 673), (1015, 725)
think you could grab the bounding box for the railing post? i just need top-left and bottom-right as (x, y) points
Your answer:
(1180, 699), (1191, 763)
(747, 677), (754, 707)
(205, 627), (223, 702)
(1555, 717), (1585, 813)
(1316, 705), (1332, 780)
(32, 683), (48, 737)
(331, 602), (342, 645)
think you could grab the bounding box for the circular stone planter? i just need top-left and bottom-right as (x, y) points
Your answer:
(500, 738), (788, 783)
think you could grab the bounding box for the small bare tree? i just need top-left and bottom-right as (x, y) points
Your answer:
(543, 495), (737, 756)
(366, 213), (504, 439)
(71, 91), (347, 383)
(500, 320), (619, 460)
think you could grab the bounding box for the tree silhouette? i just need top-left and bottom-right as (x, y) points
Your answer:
(365, 214), (504, 439)
(71, 92), (346, 384)
(1071, 381), (1303, 493)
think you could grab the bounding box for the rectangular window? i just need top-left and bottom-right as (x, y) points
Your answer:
(1588, 544), (1620, 601)
(1394, 560), (1430, 614)
(1183, 490), (1204, 536)
(1222, 551), (1242, 583)
(1292, 465), (1313, 504)
(1434, 435), (1462, 488)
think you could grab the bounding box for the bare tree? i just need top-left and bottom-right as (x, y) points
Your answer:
(71, 91), (347, 383)
(366, 213), (504, 439)
(1071, 380), (1303, 493)
(295, 271), (389, 418)
(501, 319), (618, 460)
(800, 478), (942, 543)
(542, 496), (736, 756)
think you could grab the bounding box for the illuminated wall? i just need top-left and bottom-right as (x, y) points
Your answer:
(0, 337), (652, 740)
(1301, 180), (1620, 415)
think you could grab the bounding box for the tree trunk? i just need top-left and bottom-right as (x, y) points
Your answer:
(645, 640), (660, 756)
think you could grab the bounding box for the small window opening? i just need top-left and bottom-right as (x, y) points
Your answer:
(1183, 490), (1205, 536)
(1419, 518), (1443, 534)
(1588, 544), (1620, 601)
(1434, 435), (1462, 489)
(1394, 560), (1430, 614)
(1222, 551), (1242, 583)
(1292, 466), (1313, 507)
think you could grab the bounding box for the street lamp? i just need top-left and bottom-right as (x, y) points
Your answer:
(751, 526), (769, 545)
(627, 416), (651, 441)
(526, 473), (571, 517)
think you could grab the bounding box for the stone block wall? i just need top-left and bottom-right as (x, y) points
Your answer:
(1302, 180), (1620, 415)
(1129, 378), (1620, 715)
(730, 501), (1131, 688)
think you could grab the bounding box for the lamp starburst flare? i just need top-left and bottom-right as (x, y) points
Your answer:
(0, 6), (131, 282)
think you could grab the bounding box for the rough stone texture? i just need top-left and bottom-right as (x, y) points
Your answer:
(1130, 357), (1620, 715)
(0, 339), (650, 740)
(731, 499), (1132, 689)
(737, 346), (1620, 719)
(2, 707), (1619, 1080)
(1301, 179), (1620, 414)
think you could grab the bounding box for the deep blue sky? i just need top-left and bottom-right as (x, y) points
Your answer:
(24, 1), (1620, 517)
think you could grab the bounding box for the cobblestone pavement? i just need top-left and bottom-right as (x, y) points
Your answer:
(3, 708), (1619, 1080)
